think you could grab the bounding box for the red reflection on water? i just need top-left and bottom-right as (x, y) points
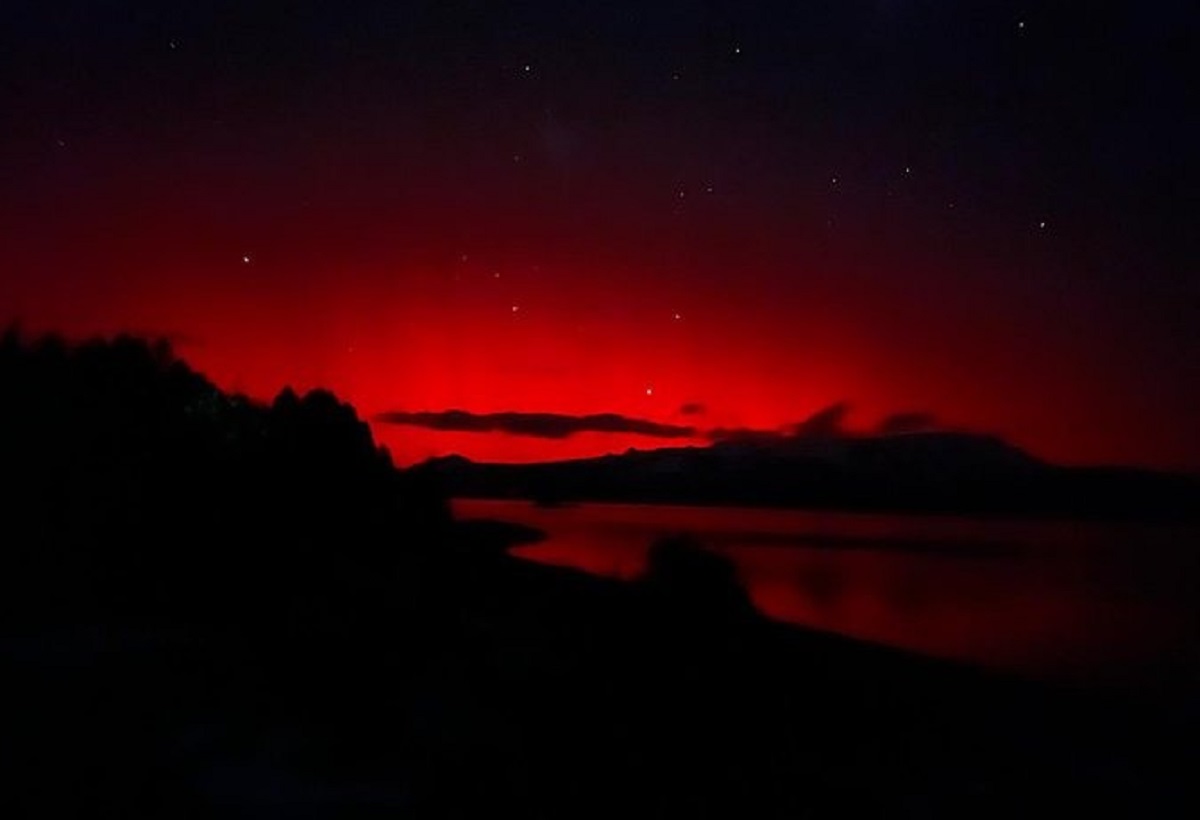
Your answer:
(461, 499), (1198, 686)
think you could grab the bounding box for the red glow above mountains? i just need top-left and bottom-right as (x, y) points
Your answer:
(3, 195), (1193, 470)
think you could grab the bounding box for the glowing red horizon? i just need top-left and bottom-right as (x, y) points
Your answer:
(5, 242), (1193, 471)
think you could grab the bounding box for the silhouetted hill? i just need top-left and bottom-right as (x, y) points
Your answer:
(416, 432), (1199, 520)
(0, 328), (450, 621)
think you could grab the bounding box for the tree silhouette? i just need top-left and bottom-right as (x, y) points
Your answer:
(0, 328), (450, 623)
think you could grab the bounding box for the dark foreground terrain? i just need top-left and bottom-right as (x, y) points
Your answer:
(2, 332), (1195, 817)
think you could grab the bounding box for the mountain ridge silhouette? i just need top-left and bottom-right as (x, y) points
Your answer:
(416, 430), (1198, 520)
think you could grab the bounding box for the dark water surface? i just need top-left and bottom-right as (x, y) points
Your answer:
(454, 499), (1198, 687)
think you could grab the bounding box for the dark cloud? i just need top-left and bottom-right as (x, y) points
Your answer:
(877, 412), (939, 435)
(379, 403), (955, 447)
(791, 402), (850, 438)
(374, 410), (697, 440)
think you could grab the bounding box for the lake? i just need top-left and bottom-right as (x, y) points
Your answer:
(454, 499), (1198, 688)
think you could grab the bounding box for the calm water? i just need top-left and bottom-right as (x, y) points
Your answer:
(454, 499), (1199, 686)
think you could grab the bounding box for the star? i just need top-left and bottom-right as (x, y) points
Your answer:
(242, 254), (251, 264)
(511, 305), (520, 313)
(903, 166), (912, 175)
(672, 312), (682, 321)
(645, 386), (654, 396)
(1038, 220), (1047, 229)
(1018, 21), (1026, 31)
(733, 45), (742, 55)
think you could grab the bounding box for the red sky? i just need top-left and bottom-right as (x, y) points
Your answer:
(2, 3), (1195, 469)
(3, 181), (1193, 469)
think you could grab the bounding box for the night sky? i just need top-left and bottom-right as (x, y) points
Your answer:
(3, 2), (1196, 467)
